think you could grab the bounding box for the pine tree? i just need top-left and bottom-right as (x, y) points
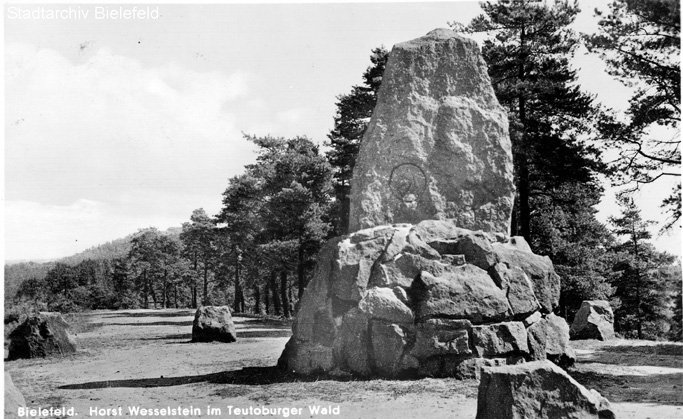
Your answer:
(327, 47), (389, 235)
(585, 0), (680, 230)
(609, 196), (678, 339)
(180, 208), (219, 306)
(218, 135), (334, 316)
(460, 0), (606, 242)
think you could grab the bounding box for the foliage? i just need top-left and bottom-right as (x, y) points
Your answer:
(457, 0), (614, 320)
(609, 196), (680, 339)
(326, 47), (389, 235)
(459, 0), (607, 242)
(585, 0), (681, 230)
(181, 208), (221, 306)
(218, 135), (334, 317)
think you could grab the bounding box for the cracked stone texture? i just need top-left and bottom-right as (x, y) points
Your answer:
(348, 29), (514, 234)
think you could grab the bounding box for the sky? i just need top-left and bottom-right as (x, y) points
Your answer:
(3, 0), (681, 262)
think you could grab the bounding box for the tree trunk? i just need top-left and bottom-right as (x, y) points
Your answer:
(633, 224), (644, 340)
(254, 284), (262, 315)
(270, 270), (281, 316)
(203, 264), (210, 305)
(150, 287), (157, 309)
(518, 158), (531, 241)
(281, 271), (290, 318)
(298, 245), (306, 298)
(265, 278), (270, 315)
(174, 283), (178, 309)
(162, 269), (168, 308)
(143, 270), (149, 309)
(191, 281), (197, 309)
(516, 23), (531, 242)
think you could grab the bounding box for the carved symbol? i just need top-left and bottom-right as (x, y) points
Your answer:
(389, 163), (427, 205)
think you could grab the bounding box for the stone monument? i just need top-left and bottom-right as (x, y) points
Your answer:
(278, 29), (574, 377)
(348, 28), (515, 234)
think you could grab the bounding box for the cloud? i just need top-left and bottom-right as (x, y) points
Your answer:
(5, 43), (258, 260)
(6, 44), (255, 204)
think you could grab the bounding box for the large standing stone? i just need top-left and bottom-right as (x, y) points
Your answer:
(191, 306), (237, 343)
(570, 300), (615, 341)
(476, 361), (615, 419)
(348, 28), (514, 234)
(7, 312), (77, 360)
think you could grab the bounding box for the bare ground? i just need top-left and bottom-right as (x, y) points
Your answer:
(4, 309), (682, 419)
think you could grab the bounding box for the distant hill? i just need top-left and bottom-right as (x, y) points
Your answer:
(4, 226), (182, 301)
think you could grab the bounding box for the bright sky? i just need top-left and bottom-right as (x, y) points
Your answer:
(4, 0), (680, 261)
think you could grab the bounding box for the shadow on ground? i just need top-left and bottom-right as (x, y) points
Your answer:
(58, 366), (338, 389)
(578, 342), (683, 369)
(96, 311), (194, 318)
(571, 369), (683, 405)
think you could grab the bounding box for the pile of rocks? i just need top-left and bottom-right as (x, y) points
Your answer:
(278, 220), (575, 377)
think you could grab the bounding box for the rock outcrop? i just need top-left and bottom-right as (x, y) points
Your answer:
(7, 312), (77, 360)
(570, 300), (615, 341)
(191, 306), (237, 343)
(348, 29), (515, 234)
(278, 220), (574, 376)
(476, 361), (615, 419)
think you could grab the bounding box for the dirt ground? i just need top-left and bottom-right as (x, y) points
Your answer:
(4, 309), (683, 419)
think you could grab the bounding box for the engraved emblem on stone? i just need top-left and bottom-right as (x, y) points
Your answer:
(389, 163), (427, 207)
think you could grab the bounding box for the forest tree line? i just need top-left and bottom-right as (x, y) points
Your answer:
(5, 0), (681, 341)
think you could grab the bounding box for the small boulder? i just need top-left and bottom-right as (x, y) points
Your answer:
(8, 312), (77, 360)
(570, 300), (615, 341)
(191, 306), (237, 343)
(476, 360), (615, 419)
(527, 313), (576, 368)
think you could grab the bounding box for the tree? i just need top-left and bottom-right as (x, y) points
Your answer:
(218, 135), (334, 316)
(327, 47), (389, 235)
(128, 228), (184, 309)
(459, 0), (606, 243)
(532, 183), (616, 320)
(585, 0), (680, 230)
(180, 208), (220, 306)
(609, 196), (678, 339)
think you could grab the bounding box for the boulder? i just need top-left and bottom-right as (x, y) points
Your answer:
(277, 28), (570, 378)
(411, 319), (472, 359)
(5, 372), (26, 419)
(370, 321), (409, 376)
(472, 322), (528, 357)
(279, 220), (572, 377)
(570, 300), (615, 341)
(348, 29), (514, 234)
(191, 306), (236, 343)
(359, 287), (414, 324)
(412, 265), (512, 323)
(491, 244), (560, 313)
(335, 308), (372, 375)
(7, 312), (77, 360)
(528, 313), (576, 367)
(476, 360), (616, 419)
